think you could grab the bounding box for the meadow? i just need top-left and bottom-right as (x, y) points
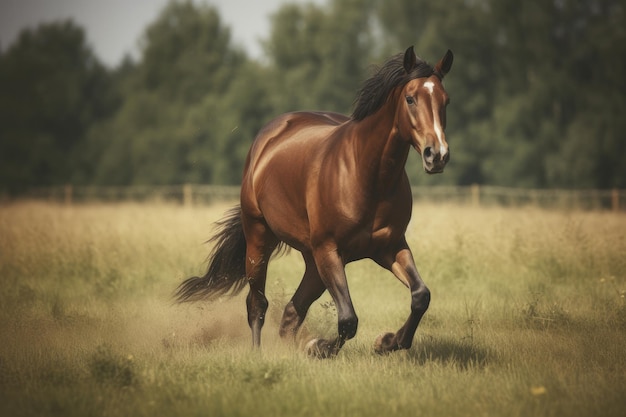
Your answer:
(1, 201), (625, 417)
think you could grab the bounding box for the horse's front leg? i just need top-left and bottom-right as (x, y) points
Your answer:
(305, 245), (358, 359)
(374, 243), (430, 354)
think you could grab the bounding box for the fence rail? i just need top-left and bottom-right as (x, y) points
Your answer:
(15, 184), (626, 212)
(411, 185), (624, 211)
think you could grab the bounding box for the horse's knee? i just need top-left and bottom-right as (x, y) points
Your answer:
(279, 301), (301, 338)
(411, 286), (431, 314)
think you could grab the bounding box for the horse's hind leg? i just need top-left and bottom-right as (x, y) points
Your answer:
(243, 217), (278, 347)
(279, 252), (326, 339)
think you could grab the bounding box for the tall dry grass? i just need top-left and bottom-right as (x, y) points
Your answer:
(1, 201), (625, 416)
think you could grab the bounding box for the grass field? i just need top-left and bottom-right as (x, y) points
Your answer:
(1, 201), (625, 417)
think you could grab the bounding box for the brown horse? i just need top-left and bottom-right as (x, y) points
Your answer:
(176, 46), (453, 358)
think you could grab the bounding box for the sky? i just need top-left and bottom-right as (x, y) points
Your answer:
(0, 0), (327, 67)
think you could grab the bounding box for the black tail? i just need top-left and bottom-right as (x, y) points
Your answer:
(174, 206), (247, 303)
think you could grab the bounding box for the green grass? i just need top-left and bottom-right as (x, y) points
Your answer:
(1, 201), (625, 416)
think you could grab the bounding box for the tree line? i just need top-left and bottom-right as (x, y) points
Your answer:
(1, 0), (624, 194)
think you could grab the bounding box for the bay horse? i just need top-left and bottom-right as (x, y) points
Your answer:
(176, 46), (453, 358)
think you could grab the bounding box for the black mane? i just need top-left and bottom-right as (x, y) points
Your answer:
(351, 53), (435, 121)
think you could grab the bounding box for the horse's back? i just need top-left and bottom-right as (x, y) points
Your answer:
(251, 111), (348, 154)
(243, 111), (348, 186)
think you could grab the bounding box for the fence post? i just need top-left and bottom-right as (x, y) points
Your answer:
(612, 188), (619, 212)
(471, 183), (480, 207)
(182, 184), (193, 207)
(64, 184), (73, 206)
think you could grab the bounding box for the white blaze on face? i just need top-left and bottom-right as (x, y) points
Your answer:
(423, 80), (447, 157)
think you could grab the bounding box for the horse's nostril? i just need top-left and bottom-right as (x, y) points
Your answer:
(423, 147), (433, 160)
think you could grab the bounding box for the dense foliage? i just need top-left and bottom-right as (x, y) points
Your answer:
(1, 0), (624, 192)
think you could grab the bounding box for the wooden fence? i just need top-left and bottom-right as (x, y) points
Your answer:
(17, 184), (626, 212)
(411, 185), (624, 212)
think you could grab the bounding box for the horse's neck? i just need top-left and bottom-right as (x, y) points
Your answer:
(350, 100), (410, 192)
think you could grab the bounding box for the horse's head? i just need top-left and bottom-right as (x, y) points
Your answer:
(397, 47), (453, 174)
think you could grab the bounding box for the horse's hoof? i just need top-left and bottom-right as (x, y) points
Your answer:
(305, 338), (336, 359)
(374, 332), (397, 354)
(305, 338), (320, 356)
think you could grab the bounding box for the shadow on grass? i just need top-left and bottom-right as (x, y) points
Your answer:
(89, 345), (137, 388)
(405, 336), (494, 370)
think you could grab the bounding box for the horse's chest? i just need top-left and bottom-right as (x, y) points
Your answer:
(370, 225), (396, 246)
(340, 219), (404, 261)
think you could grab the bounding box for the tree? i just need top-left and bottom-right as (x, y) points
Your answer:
(377, 0), (626, 188)
(0, 20), (115, 192)
(88, 1), (249, 185)
(264, 0), (375, 114)
(5, 0), (624, 191)
(485, 0), (626, 188)
(543, 0), (626, 188)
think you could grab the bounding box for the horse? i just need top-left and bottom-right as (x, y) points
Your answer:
(175, 46), (453, 358)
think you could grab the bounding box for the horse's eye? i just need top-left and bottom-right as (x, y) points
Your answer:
(405, 96), (415, 105)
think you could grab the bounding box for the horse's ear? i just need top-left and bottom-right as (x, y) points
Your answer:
(403, 46), (417, 73)
(434, 49), (454, 78)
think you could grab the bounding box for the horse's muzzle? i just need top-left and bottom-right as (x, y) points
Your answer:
(423, 147), (450, 174)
